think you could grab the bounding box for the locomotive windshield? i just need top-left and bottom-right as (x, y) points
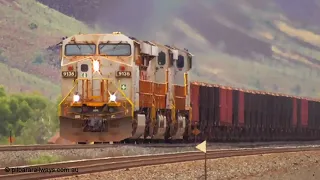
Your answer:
(98, 43), (131, 56)
(65, 44), (96, 56)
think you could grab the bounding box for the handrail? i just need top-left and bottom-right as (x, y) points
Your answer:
(189, 106), (192, 125)
(58, 78), (134, 117)
(171, 93), (176, 123)
(184, 73), (188, 96)
(115, 80), (134, 117)
(58, 80), (79, 116)
(165, 69), (169, 93)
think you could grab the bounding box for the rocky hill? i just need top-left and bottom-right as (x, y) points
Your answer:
(0, 0), (98, 99)
(36, 0), (320, 97)
(1, 0), (320, 98)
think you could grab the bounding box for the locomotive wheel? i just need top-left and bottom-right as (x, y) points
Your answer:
(131, 119), (137, 136)
(164, 126), (172, 143)
(144, 110), (151, 139)
(183, 120), (191, 142)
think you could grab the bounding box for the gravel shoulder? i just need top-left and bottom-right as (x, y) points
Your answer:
(0, 146), (197, 167)
(51, 150), (320, 180)
(2, 142), (320, 168)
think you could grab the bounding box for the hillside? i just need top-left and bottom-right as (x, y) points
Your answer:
(2, 0), (320, 98)
(37, 0), (320, 98)
(0, 0), (98, 99)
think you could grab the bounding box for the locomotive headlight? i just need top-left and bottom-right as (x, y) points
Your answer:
(93, 60), (100, 72)
(73, 94), (80, 102)
(108, 91), (117, 102)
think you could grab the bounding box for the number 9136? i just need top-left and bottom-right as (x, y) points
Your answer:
(116, 71), (131, 78)
(62, 71), (77, 78)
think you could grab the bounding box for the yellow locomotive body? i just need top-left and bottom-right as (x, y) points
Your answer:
(59, 32), (193, 143)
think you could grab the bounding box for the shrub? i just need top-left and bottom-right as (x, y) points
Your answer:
(28, 23), (38, 30)
(28, 154), (62, 165)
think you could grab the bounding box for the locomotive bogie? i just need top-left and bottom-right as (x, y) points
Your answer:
(130, 114), (146, 139)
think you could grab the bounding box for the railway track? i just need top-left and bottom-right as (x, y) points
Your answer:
(1, 140), (320, 152)
(0, 143), (197, 152)
(0, 146), (319, 180)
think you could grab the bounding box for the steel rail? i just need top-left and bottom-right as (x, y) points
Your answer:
(0, 143), (198, 152)
(0, 146), (319, 180)
(0, 144), (118, 151)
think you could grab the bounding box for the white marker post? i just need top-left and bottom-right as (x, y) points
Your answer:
(196, 140), (207, 180)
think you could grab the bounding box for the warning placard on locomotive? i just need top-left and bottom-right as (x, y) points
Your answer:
(116, 71), (131, 78)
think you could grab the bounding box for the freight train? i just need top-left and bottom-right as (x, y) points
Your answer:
(58, 32), (320, 144)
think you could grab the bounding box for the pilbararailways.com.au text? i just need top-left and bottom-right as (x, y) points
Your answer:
(5, 167), (79, 174)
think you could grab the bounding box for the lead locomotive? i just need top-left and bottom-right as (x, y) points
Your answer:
(59, 32), (194, 144)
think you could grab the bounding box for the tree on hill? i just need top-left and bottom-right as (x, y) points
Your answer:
(0, 86), (5, 97)
(0, 89), (59, 145)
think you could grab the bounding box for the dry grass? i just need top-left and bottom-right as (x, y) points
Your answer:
(0, 0), (97, 98)
(191, 50), (320, 97)
(275, 20), (320, 47)
(27, 154), (62, 165)
(1, 0), (320, 99)
(172, 18), (210, 47)
(258, 31), (274, 40)
(0, 62), (59, 98)
(170, 6), (320, 97)
(271, 46), (315, 66)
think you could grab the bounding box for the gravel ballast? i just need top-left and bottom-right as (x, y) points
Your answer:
(0, 146), (197, 167)
(49, 150), (320, 180)
(1, 143), (320, 168)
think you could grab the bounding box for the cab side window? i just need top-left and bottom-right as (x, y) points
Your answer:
(158, 51), (166, 66)
(177, 55), (184, 69)
(169, 52), (174, 66)
(188, 56), (192, 69)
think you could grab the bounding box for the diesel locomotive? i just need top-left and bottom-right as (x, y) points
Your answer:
(58, 32), (194, 144)
(58, 32), (320, 144)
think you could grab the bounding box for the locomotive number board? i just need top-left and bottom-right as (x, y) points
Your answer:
(62, 71), (77, 78)
(116, 71), (132, 78)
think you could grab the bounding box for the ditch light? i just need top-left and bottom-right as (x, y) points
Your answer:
(73, 94), (80, 102)
(108, 91), (117, 102)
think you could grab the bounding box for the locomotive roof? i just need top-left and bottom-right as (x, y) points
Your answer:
(64, 32), (194, 56)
